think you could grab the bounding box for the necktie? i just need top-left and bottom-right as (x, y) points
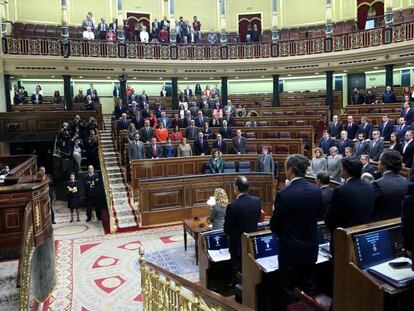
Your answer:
(263, 156), (266, 164)
(218, 141), (221, 148)
(153, 146), (156, 155)
(238, 137), (241, 144)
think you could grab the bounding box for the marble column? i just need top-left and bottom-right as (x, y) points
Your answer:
(117, 0), (125, 42)
(385, 64), (394, 88)
(272, 74), (280, 107)
(63, 75), (72, 110)
(219, 0), (227, 44)
(326, 71), (334, 120)
(169, 0), (176, 44)
(61, 0), (69, 40)
(325, 0), (333, 38)
(385, 0), (394, 27)
(271, 0), (279, 42)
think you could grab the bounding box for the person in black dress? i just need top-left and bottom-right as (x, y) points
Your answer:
(67, 172), (81, 222)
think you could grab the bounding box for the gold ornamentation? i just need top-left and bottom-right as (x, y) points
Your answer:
(211, 46), (220, 59)
(228, 45), (238, 59)
(194, 46), (204, 59)
(160, 45), (170, 59)
(70, 41), (81, 56)
(29, 39), (41, 55)
(178, 46), (188, 59)
(144, 45), (154, 59)
(279, 42), (289, 56)
(107, 42), (118, 58)
(333, 37), (344, 51)
(393, 25), (405, 42)
(370, 29), (382, 46)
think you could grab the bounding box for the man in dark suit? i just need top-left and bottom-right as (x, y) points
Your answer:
(401, 174), (414, 271)
(224, 176), (261, 274)
(344, 116), (359, 140)
(232, 130), (247, 154)
(140, 120), (154, 143)
(195, 111), (207, 127)
(396, 117), (411, 143)
(183, 86), (193, 99)
(84, 165), (101, 222)
(328, 115), (343, 139)
(318, 130), (335, 155)
(183, 110), (193, 128)
(146, 138), (163, 159)
(118, 113), (130, 130)
(378, 115), (394, 141)
(337, 130), (352, 156)
(128, 133), (145, 162)
(186, 120), (198, 140)
(270, 154), (322, 309)
(325, 158), (375, 251)
(212, 134), (227, 154)
(86, 83), (97, 97)
(402, 130), (414, 168)
(219, 120), (233, 139)
(109, 18), (118, 32)
(256, 146), (274, 173)
(351, 88), (364, 105)
(97, 18), (108, 40)
(372, 149), (408, 221)
(158, 111), (170, 129)
(360, 154), (376, 177)
(356, 116), (373, 140)
(382, 85), (397, 103)
(316, 171), (333, 221)
(194, 132), (210, 155)
(369, 130), (385, 161)
(401, 98), (414, 127)
(223, 111), (234, 126)
(114, 98), (126, 119)
(354, 133), (369, 158)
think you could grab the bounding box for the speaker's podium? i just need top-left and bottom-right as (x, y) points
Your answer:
(334, 218), (414, 311)
(241, 224), (332, 310)
(198, 221), (271, 294)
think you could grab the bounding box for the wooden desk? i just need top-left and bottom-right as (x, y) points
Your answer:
(183, 216), (210, 265)
(333, 218), (413, 311)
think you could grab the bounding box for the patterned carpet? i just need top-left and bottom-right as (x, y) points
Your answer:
(44, 202), (198, 311)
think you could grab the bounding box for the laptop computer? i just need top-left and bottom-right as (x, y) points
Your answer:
(252, 233), (279, 272)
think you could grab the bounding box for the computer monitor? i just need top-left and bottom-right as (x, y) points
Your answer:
(205, 231), (228, 250)
(252, 233), (278, 259)
(354, 228), (394, 270)
(317, 224), (331, 244)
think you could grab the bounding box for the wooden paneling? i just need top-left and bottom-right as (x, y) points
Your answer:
(344, 103), (402, 115)
(139, 172), (275, 226)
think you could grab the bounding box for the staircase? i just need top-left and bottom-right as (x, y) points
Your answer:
(100, 115), (139, 232)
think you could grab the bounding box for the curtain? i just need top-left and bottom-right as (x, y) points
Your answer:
(238, 14), (261, 42)
(357, 0), (384, 30)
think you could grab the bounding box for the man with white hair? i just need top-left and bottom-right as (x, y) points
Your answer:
(140, 26), (149, 43)
(83, 26), (95, 40)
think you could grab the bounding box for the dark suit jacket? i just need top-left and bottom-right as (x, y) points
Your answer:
(356, 123), (373, 140)
(194, 138), (209, 155)
(354, 140), (369, 158)
(219, 127), (233, 139)
(224, 194), (261, 262)
(31, 93), (43, 104)
(223, 116), (234, 126)
(145, 145), (163, 158)
(369, 139), (385, 161)
(328, 122), (343, 139)
(401, 182), (414, 270)
(232, 137), (247, 154)
(325, 178), (375, 236)
(401, 108), (414, 126)
(114, 104), (126, 119)
(318, 137), (335, 155)
(402, 140), (414, 168)
(320, 186), (333, 221)
(362, 164), (376, 177)
(397, 124), (411, 142)
(270, 178), (321, 265)
(337, 138), (352, 156)
(139, 127), (154, 143)
(186, 126), (198, 140)
(212, 140), (227, 154)
(345, 123), (359, 140)
(118, 119), (130, 130)
(382, 91), (397, 103)
(372, 172), (408, 221)
(379, 122), (394, 141)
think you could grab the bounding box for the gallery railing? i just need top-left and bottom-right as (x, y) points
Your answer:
(2, 21), (414, 60)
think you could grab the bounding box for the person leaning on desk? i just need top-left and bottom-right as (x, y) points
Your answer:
(270, 154), (323, 310)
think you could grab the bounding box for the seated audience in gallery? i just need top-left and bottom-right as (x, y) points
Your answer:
(337, 130), (352, 156)
(146, 137), (163, 159)
(354, 133), (370, 158)
(232, 129), (247, 154)
(360, 154), (376, 177)
(194, 131), (210, 156)
(315, 171), (333, 221)
(177, 137), (193, 157)
(382, 85), (397, 103)
(256, 146), (274, 174)
(83, 26), (95, 40)
(155, 122), (168, 142)
(212, 133), (227, 154)
(163, 138), (176, 158)
(52, 90), (63, 105)
(209, 188), (229, 230)
(311, 147), (327, 176)
(208, 149), (224, 174)
(401, 97), (414, 127)
(389, 132), (402, 153)
(402, 130), (414, 168)
(365, 88), (377, 104)
(74, 89), (86, 103)
(372, 149), (408, 221)
(356, 116), (373, 140)
(327, 146), (342, 183)
(318, 130), (335, 155)
(379, 115), (394, 141)
(31, 88), (43, 104)
(186, 120), (198, 140)
(369, 130), (385, 161)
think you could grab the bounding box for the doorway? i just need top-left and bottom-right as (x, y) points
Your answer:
(238, 13), (261, 42)
(126, 13), (151, 41)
